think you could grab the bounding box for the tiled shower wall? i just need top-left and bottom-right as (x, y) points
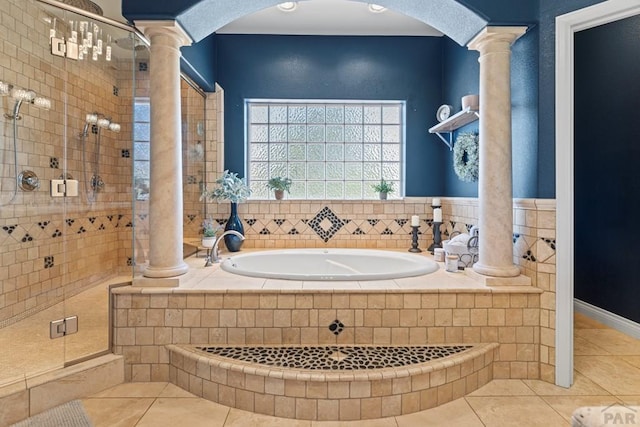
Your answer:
(0, 0), (136, 325)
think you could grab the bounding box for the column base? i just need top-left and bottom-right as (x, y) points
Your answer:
(143, 261), (189, 279)
(466, 269), (532, 287)
(472, 262), (522, 278)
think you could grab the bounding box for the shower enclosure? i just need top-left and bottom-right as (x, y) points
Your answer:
(0, 0), (143, 387)
(0, 0), (208, 388)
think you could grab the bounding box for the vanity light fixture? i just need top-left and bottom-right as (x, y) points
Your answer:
(368, 3), (387, 13)
(277, 2), (297, 12)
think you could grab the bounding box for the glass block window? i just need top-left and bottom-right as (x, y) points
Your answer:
(133, 98), (150, 200)
(247, 100), (404, 200)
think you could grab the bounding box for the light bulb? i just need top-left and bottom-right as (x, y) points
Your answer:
(86, 113), (98, 124)
(277, 2), (297, 12)
(108, 122), (121, 132)
(368, 3), (387, 13)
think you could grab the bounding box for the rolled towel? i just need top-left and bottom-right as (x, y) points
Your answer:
(451, 233), (470, 245)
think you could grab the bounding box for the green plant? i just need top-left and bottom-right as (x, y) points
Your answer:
(266, 176), (292, 193)
(201, 170), (251, 203)
(201, 218), (220, 237)
(372, 179), (395, 194)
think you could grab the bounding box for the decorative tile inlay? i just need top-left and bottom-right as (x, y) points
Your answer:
(246, 219), (257, 226)
(288, 228), (299, 235)
(274, 219), (285, 226)
(308, 206), (344, 243)
(121, 149), (130, 158)
(49, 157), (59, 168)
(329, 319), (345, 335)
(523, 250), (537, 262)
(21, 233), (33, 242)
(38, 221), (50, 229)
(381, 228), (394, 235)
(353, 228), (365, 235)
(186, 175), (196, 184)
(65, 219), (74, 226)
(112, 85), (119, 96)
(44, 256), (54, 269)
(187, 214), (197, 222)
(259, 228), (270, 235)
(195, 345), (473, 370)
(52, 229), (62, 238)
(513, 233), (520, 244)
(541, 238), (556, 250)
(3, 225), (16, 234)
(367, 219), (379, 226)
(138, 62), (148, 71)
(395, 219), (408, 227)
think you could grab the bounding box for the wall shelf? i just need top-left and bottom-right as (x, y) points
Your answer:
(428, 107), (479, 150)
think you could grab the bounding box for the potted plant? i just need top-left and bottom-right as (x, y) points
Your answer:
(201, 170), (251, 252)
(372, 179), (394, 200)
(200, 217), (220, 248)
(266, 176), (292, 200)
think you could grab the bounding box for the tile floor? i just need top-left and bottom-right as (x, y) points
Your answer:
(79, 313), (640, 426)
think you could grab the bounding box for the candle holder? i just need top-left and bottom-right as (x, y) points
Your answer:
(409, 226), (422, 253)
(428, 221), (442, 254)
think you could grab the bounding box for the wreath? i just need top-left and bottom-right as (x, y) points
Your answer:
(453, 132), (479, 182)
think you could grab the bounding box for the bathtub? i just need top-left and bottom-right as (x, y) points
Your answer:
(220, 249), (438, 281)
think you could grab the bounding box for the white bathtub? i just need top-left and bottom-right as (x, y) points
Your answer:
(220, 249), (438, 281)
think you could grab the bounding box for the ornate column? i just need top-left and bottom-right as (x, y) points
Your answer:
(468, 26), (526, 278)
(135, 21), (192, 278)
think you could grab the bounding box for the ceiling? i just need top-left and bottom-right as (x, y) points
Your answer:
(92, 0), (442, 37)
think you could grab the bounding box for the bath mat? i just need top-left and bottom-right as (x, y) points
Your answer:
(10, 400), (93, 427)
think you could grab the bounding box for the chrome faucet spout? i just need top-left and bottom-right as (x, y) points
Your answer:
(205, 230), (245, 266)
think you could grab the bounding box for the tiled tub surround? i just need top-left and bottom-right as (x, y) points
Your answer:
(167, 342), (498, 421)
(113, 251), (543, 419)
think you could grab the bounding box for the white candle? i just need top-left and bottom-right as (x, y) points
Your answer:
(433, 208), (442, 223)
(411, 215), (419, 227)
(432, 197), (441, 206)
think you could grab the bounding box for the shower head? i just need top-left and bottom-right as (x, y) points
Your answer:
(3, 85), (50, 120)
(80, 112), (120, 136)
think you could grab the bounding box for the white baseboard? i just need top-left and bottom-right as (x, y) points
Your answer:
(574, 299), (640, 339)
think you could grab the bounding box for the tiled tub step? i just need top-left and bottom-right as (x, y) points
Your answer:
(167, 343), (498, 421)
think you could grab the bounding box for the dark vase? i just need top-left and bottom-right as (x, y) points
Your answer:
(224, 202), (244, 252)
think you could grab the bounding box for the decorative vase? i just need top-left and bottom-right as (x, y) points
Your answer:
(274, 189), (284, 200)
(201, 236), (215, 248)
(379, 192), (388, 200)
(224, 202), (244, 252)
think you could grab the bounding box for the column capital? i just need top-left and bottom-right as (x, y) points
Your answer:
(135, 20), (192, 48)
(467, 26), (527, 53)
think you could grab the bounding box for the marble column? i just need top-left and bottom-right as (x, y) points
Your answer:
(468, 26), (526, 278)
(135, 21), (192, 278)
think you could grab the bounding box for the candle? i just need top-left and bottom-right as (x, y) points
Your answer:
(433, 208), (442, 223)
(432, 197), (441, 207)
(411, 215), (420, 227)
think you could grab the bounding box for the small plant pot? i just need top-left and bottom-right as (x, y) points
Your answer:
(379, 192), (388, 200)
(201, 236), (215, 248)
(274, 190), (284, 200)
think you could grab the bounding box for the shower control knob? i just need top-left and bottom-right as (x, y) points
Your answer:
(18, 170), (40, 191)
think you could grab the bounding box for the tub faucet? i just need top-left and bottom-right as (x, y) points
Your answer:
(205, 230), (245, 266)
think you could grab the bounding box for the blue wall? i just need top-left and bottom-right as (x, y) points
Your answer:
(216, 35), (447, 196)
(574, 15), (640, 323)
